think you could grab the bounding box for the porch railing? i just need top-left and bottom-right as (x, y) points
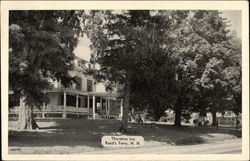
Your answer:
(9, 105), (89, 113)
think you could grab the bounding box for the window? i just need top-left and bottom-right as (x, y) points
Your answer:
(107, 100), (109, 110)
(75, 77), (82, 90)
(102, 100), (106, 110)
(61, 94), (76, 107)
(60, 94), (64, 105)
(9, 94), (20, 107)
(84, 97), (88, 107)
(67, 95), (76, 107)
(87, 80), (93, 92)
(78, 97), (81, 107)
(89, 98), (93, 107)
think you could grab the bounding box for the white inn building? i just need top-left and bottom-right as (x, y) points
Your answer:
(9, 56), (122, 120)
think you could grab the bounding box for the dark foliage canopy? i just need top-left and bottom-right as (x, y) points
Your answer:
(9, 10), (85, 108)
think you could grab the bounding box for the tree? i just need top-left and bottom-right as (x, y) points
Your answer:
(190, 11), (241, 126)
(85, 10), (241, 129)
(166, 10), (238, 127)
(129, 45), (178, 121)
(9, 10), (85, 129)
(85, 10), (180, 132)
(168, 10), (209, 127)
(166, 10), (241, 127)
(128, 11), (180, 121)
(223, 33), (242, 128)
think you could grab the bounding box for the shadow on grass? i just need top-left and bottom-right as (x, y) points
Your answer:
(175, 136), (205, 145)
(9, 119), (121, 149)
(8, 119), (241, 149)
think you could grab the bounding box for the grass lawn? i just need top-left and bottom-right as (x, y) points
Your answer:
(8, 119), (241, 154)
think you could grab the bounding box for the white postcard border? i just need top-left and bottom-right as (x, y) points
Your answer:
(1, 1), (249, 160)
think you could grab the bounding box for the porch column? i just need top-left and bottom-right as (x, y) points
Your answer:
(42, 90), (45, 118)
(108, 99), (110, 118)
(63, 91), (66, 118)
(100, 97), (103, 113)
(76, 94), (79, 118)
(120, 99), (123, 118)
(87, 95), (90, 115)
(105, 99), (108, 117)
(42, 102), (45, 118)
(93, 95), (96, 119)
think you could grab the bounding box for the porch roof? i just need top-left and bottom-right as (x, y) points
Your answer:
(89, 92), (118, 98)
(47, 88), (118, 98)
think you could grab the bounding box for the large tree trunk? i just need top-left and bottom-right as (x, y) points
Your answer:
(15, 105), (39, 130)
(174, 95), (182, 127)
(15, 56), (42, 130)
(120, 72), (131, 133)
(174, 105), (182, 127)
(211, 110), (217, 126)
(235, 114), (239, 131)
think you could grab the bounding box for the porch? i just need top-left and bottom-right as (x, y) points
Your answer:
(9, 88), (123, 119)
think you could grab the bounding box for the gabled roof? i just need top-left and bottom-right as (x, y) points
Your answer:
(74, 55), (89, 63)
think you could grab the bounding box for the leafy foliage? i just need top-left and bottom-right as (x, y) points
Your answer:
(85, 10), (241, 127)
(85, 11), (181, 126)
(9, 11), (85, 108)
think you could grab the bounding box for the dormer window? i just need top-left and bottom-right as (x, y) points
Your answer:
(77, 60), (81, 68)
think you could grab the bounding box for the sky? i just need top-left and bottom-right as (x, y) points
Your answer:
(73, 10), (242, 92)
(221, 10), (242, 38)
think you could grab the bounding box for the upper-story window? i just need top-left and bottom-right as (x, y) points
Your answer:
(76, 59), (86, 69)
(87, 80), (93, 92)
(75, 77), (82, 90)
